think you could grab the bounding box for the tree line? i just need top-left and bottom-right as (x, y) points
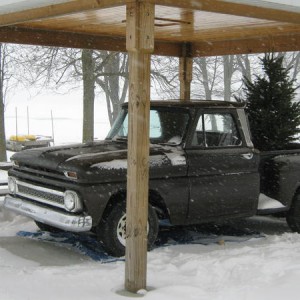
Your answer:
(0, 43), (299, 161)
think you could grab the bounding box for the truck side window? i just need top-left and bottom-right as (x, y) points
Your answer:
(192, 113), (242, 147)
(149, 110), (162, 138)
(192, 115), (205, 146)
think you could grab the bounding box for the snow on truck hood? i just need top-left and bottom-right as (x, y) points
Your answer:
(69, 144), (187, 170)
(91, 150), (186, 170)
(11, 141), (186, 171)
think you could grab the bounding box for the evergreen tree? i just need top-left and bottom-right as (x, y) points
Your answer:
(238, 53), (300, 151)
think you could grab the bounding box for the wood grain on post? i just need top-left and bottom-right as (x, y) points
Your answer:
(125, 1), (154, 293)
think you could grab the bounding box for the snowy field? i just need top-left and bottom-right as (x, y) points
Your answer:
(1, 93), (300, 300)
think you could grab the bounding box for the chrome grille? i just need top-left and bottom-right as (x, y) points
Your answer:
(16, 180), (65, 209)
(18, 185), (64, 204)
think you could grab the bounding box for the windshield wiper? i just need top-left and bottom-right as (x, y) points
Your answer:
(113, 137), (128, 142)
(156, 142), (179, 146)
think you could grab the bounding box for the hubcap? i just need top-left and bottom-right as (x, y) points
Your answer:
(117, 214), (127, 246)
(116, 213), (150, 247)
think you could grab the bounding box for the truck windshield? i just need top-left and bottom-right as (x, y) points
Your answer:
(106, 107), (190, 145)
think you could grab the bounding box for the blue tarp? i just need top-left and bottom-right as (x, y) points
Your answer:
(17, 224), (263, 263)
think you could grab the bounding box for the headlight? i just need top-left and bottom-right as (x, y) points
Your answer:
(12, 160), (19, 167)
(8, 177), (17, 194)
(64, 190), (82, 212)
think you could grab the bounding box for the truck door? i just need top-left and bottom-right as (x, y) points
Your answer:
(185, 110), (260, 223)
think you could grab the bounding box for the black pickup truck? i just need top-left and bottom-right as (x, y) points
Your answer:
(3, 100), (300, 256)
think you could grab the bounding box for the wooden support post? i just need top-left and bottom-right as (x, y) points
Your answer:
(125, 1), (154, 293)
(179, 43), (193, 101)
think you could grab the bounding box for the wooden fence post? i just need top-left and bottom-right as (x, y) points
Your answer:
(125, 1), (154, 293)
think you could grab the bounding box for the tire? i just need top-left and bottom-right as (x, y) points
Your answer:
(96, 201), (159, 257)
(286, 193), (300, 232)
(35, 220), (64, 233)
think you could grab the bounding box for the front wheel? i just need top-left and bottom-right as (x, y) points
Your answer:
(286, 193), (300, 232)
(96, 201), (159, 257)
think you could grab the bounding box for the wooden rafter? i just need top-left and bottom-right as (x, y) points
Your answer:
(149, 0), (300, 24)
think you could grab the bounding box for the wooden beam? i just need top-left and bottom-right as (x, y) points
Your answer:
(0, 27), (127, 51)
(149, 0), (300, 24)
(154, 40), (181, 57)
(179, 43), (193, 101)
(185, 24), (300, 44)
(0, 27), (181, 57)
(0, 0), (127, 27)
(0, 26), (299, 58)
(192, 33), (300, 57)
(125, 1), (154, 293)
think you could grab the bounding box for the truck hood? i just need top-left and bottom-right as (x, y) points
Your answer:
(11, 140), (126, 170)
(11, 140), (187, 183)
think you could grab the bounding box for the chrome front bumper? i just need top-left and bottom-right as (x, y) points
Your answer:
(3, 195), (92, 232)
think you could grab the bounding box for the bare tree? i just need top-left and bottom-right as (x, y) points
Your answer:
(0, 44), (19, 162)
(234, 52), (300, 101)
(194, 57), (211, 99)
(94, 52), (128, 125)
(24, 47), (300, 147)
(21, 47), (186, 136)
(236, 54), (252, 82)
(151, 56), (179, 99)
(223, 55), (236, 101)
(283, 52), (300, 82)
(193, 56), (224, 99)
(21, 47), (98, 142)
(0, 44), (7, 161)
(82, 49), (95, 143)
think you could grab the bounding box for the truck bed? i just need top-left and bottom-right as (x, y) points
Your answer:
(259, 143), (300, 212)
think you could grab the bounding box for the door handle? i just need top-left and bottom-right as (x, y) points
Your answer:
(241, 153), (253, 160)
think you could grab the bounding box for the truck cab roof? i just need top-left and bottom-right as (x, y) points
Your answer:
(122, 100), (245, 109)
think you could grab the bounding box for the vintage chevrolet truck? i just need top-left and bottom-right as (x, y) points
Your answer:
(3, 100), (300, 256)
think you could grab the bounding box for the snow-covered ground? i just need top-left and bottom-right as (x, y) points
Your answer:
(1, 208), (300, 300)
(2, 93), (300, 300)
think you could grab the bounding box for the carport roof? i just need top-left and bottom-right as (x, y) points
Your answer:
(0, 0), (299, 56)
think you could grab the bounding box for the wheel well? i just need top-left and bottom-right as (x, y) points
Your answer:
(148, 189), (169, 220)
(100, 190), (126, 221)
(272, 186), (300, 218)
(100, 189), (169, 224)
(291, 186), (300, 208)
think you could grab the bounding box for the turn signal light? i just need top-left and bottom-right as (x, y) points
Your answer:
(64, 171), (78, 179)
